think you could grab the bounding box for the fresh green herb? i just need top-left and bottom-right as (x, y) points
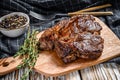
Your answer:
(14, 28), (39, 80)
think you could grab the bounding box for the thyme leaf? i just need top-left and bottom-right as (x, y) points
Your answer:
(14, 28), (39, 80)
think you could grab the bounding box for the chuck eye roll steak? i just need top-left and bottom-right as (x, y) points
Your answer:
(39, 15), (104, 63)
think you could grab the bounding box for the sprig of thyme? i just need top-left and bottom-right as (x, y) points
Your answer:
(14, 29), (39, 80)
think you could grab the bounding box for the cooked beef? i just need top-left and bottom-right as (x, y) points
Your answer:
(39, 15), (104, 63)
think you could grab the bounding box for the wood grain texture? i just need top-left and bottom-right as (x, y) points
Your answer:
(0, 63), (120, 80)
(34, 17), (120, 76)
(0, 17), (120, 76)
(0, 56), (22, 76)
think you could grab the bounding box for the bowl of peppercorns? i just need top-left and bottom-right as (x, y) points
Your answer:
(0, 12), (29, 37)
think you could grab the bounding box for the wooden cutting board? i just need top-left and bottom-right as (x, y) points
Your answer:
(0, 17), (120, 76)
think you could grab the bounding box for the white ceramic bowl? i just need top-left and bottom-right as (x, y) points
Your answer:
(0, 12), (30, 37)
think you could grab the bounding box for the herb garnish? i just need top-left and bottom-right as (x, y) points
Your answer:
(14, 28), (39, 80)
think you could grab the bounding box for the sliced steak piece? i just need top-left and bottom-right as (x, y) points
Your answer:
(39, 15), (104, 63)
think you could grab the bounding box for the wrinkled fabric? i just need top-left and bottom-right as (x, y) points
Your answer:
(0, 0), (120, 64)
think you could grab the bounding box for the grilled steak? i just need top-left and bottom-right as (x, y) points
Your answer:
(39, 15), (104, 63)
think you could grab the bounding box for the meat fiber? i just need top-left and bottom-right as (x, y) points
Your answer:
(39, 15), (104, 63)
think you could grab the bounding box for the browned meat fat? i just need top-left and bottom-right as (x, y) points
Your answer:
(39, 15), (104, 63)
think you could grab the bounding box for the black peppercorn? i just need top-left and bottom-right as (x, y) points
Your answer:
(0, 15), (27, 30)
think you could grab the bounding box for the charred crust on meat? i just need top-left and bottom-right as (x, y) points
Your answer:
(39, 14), (104, 63)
